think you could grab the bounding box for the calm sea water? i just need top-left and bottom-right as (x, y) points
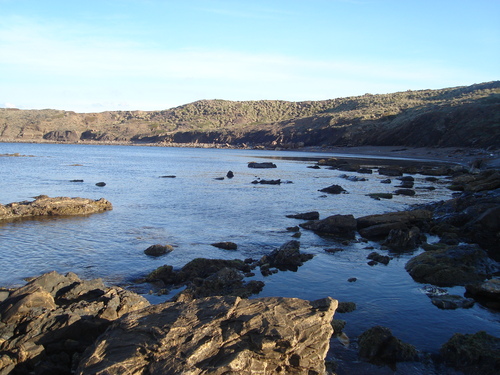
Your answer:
(0, 142), (498, 357)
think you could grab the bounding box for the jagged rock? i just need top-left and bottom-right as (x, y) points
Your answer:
(259, 240), (313, 272)
(405, 244), (499, 286)
(247, 161), (277, 168)
(358, 326), (419, 367)
(211, 241), (238, 250)
(441, 331), (500, 375)
(286, 211), (320, 220)
(76, 296), (338, 375)
(144, 244), (174, 256)
(300, 214), (357, 239)
(319, 184), (347, 194)
(336, 301), (356, 313)
(466, 278), (500, 310)
(0, 271), (150, 375)
(0, 195), (112, 221)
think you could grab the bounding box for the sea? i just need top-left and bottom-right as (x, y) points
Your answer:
(0, 142), (498, 362)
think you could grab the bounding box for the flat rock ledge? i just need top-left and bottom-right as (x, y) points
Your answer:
(0, 195), (112, 221)
(77, 296), (337, 375)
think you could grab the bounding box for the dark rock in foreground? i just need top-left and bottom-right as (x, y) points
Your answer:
(0, 271), (150, 374)
(77, 296), (338, 375)
(358, 325), (419, 367)
(441, 331), (500, 375)
(405, 244), (498, 287)
(0, 195), (112, 221)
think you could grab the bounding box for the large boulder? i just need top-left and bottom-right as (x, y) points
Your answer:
(300, 214), (357, 239)
(441, 331), (500, 375)
(405, 244), (499, 287)
(465, 278), (500, 310)
(77, 296), (338, 375)
(0, 195), (112, 221)
(0, 271), (150, 375)
(382, 226), (426, 251)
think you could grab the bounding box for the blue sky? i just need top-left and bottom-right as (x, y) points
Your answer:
(1, 0), (499, 113)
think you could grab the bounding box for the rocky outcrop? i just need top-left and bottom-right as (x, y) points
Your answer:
(0, 271), (150, 375)
(0, 195), (112, 221)
(300, 214), (357, 239)
(441, 331), (500, 375)
(405, 244), (499, 286)
(465, 279), (500, 310)
(77, 296), (338, 375)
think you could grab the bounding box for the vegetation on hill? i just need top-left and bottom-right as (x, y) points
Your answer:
(1, 81), (498, 149)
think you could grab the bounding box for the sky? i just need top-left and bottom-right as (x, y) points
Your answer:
(0, 0), (499, 113)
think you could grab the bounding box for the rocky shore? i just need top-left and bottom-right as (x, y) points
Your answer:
(1, 148), (499, 374)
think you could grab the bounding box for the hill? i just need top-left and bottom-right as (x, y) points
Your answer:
(1, 81), (499, 149)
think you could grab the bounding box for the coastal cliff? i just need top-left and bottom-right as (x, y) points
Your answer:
(1, 81), (498, 149)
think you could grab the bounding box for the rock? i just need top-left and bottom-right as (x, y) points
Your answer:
(382, 226), (425, 251)
(0, 195), (112, 222)
(247, 161), (277, 168)
(286, 226), (300, 232)
(465, 279), (500, 310)
(357, 167), (373, 174)
(405, 244), (499, 286)
(339, 174), (367, 182)
(214, 177), (225, 180)
(348, 277), (357, 282)
(286, 211), (320, 220)
(336, 301), (356, 313)
(300, 214), (357, 239)
(0, 271), (149, 374)
(144, 244), (174, 256)
(397, 181), (414, 188)
(367, 193), (393, 200)
(357, 209), (432, 240)
(378, 167), (403, 177)
(226, 170), (234, 178)
(251, 179), (281, 185)
(367, 252), (391, 265)
(70, 179), (84, 182)
(394, 188), (416, 196)
(160, 175), (176, 178)
(211, 241), (238, 250)
(450, 170), (500, 192)
(259, 240), (313, 272)
(77, 296), (338, 375)
(430, 295), (475, 309)
(95, 182), (106, 187)
(380, 178), (392, 184)
(325, 247), (344, 254)
(319, 184), (347, 194)
(441, 331), (500, 375)
(358, 326), (419, 367)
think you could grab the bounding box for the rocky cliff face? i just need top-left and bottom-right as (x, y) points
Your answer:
(1, 81), (499, 149)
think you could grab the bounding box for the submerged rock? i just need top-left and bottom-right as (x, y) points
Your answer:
(77, 296), (338, 375)
(211, 241), (238, 250)
(0, 195), (112, 221)
(430, 295), (475, 309)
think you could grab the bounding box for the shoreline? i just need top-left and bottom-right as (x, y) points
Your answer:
(2, 139), (499, 168)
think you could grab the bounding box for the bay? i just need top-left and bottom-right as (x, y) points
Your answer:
(0, 142), (498, 356)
